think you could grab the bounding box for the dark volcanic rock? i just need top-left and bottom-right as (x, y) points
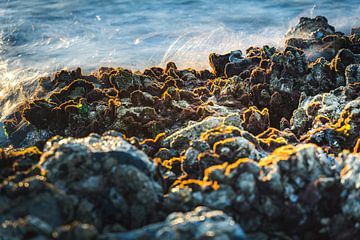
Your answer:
(101, 206), (247, 240)
(285, 16), (336, 39)
(40, 131), (162, 230)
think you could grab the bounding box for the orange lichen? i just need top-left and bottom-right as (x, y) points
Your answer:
(204, 162), (228, 181)
(306, 101), (322, 116)
(260, 166), (279, 182)
(172, 179), (220, 191)
(259, 143), (319, 167)
(192, 86), (210, 97)
(225, 158), (253, 176)
(152, 157), (162, 166)
(300, 109), (352, 143)
(7, 146), (42, 158)
(161, 156), (185, 170)
(334, 111), (352, 137)
(340, 163), (351, 178)
(213, 137), (237, 152)
(161, 88), (175, 101)
(0, 148), (6, 159)
(200, 125), (242, 142)
(312, 115), (332, 127)
(140, 132), (166, 145)
(256, 127), (289, 148)
(242, 106), (269, 122)
(107, 98), (121, 108)
(354, 138), (360, 153)
(259, 144), (297, 167)
(212, 181), (220, 190)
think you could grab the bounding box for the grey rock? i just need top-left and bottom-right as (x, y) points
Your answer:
(345, 64), (360, 85)
(39, 131), (161, 229)
(101, 206), (247, 240)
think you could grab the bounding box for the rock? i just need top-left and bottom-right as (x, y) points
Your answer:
(0, 122), (10, 147)
(0, 216), (52, 240)
(345, 64), (360, 84)
(109, 68), (143, 93)
(340, 153), (360, 236)
(225, 59), (252, 78)
(285, 16), (336, 39)
(100, 206), (247, 240)
(40, 131), (162, 229)
(331, 49), (356, 74)
(53, 222), (98, 240)
(0, 175), (76, 229)
(162, 116), (225, 148)
(351, 27), (360, 35)
(242, 106), (270, 135)
(304, 57), (336, 95)
(209, 52), (231, 76)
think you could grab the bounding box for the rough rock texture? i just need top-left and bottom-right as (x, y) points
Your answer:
(102, 206), (246, 240)
(0, 132), (163, 239)
(0, 16), (360, 240)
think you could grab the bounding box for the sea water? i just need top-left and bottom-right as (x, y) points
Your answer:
(0, 0), (359, 118)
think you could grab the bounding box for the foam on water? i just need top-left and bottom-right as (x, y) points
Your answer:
(0, 0), (360, 119)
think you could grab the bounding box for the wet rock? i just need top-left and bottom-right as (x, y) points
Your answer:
(224, 59), (252, 78)
(0, 216), (52, 240)
(40, 131), (162, 229)
(0, 175), (76, 229)
(162, 116), (225, 148)
(0, 146), (42, 182)
(109, 68), (143, 94)
(242, 106), (270, 135)
(345, 64), (360, 84)
(101, 206), (247, 240)
(286, 16), (336, 40)
(340, 153), (360, 237)
(209, 52), (231, 76)
(304, 57), (336, 95)
(285, 16), (350, 63)
(213, 136), (260, 161)
(331, 48), (356, 74)
(53, 222), (98, 240)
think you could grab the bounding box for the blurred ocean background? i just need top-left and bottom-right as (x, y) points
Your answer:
(0, 0), (359, 118)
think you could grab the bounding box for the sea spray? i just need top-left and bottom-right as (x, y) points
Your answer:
(160, 25), (285, 69)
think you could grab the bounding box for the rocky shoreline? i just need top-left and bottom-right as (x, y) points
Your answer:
(0, 16), (360, 239)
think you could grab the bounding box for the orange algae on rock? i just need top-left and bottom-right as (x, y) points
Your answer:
(354, 138), (360, 153)
(258, 144), (305, 167)
(172, 178), (220, 191)
(224, 158), (255, 176)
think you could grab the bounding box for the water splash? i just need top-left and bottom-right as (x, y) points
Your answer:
(0, 60), (44, 120)
(160, 25), (285, 69)
(310, 4), (317, 18)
